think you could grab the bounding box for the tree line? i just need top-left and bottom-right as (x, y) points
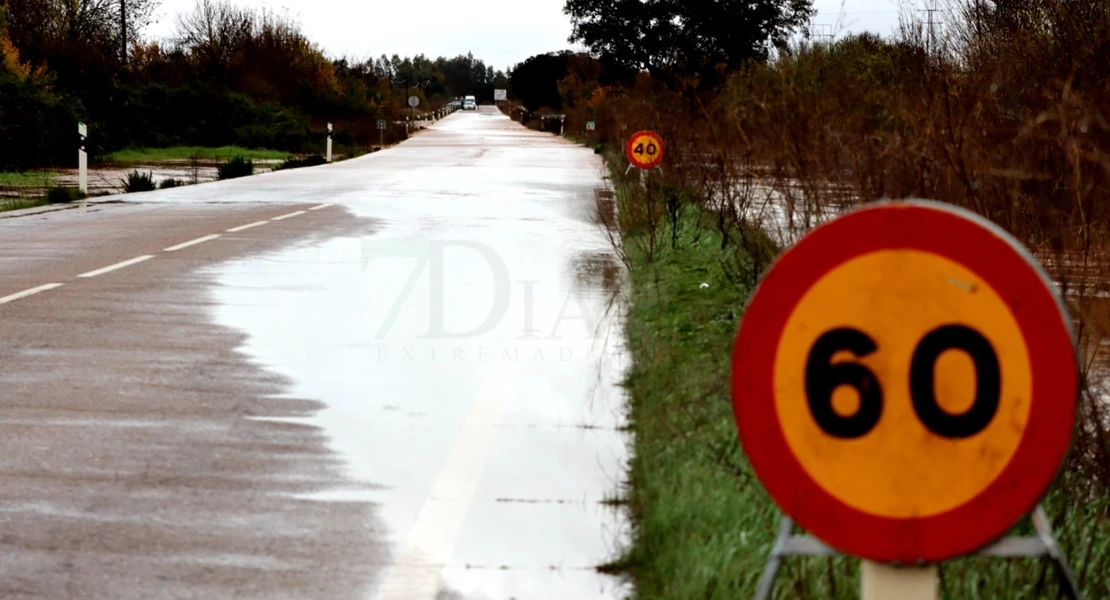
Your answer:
(0, 0), (509, 170)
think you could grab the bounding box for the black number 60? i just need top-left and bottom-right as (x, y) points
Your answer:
(805, 325), (1001, 439)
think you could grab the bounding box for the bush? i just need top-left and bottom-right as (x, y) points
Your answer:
(122, 170), (155, 193)
(45, 186), (79, 203)
(275, 154), (327, 171)
(217, 156), (254, 180)
(159, 178), (183, 189)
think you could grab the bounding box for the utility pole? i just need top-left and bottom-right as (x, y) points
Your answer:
(921, 0), (940, 55)
(121, 0), (127, 64)
(810, 23), (833, 45)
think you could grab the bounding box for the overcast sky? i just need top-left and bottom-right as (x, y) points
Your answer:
(145, 0), (912, 73)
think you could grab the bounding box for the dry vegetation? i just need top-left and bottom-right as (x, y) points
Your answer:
(580, 0), (1110, 596)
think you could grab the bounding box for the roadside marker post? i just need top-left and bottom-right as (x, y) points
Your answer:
(731, 200), (1082, 600)
(378, 119), (387, 149)
(77, 122), (88, 206)
(326, 122), (333, 163)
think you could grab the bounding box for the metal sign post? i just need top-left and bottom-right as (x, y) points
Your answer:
(326, 122), (333, 163)
(77, 122), (88, 209)
(408, 95), (419, 121)
(732, 200), (1081, 600)
(755, 506), (1081, 600)
(624, 130), (665, 191)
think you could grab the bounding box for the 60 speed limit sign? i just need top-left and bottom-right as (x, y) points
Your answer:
(731, 200), (1078, 564)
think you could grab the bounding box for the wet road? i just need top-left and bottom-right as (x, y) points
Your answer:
(0, 107), (630, 599)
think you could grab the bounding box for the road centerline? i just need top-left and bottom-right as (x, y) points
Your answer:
(164, 234), (221, 252)
(0, 283), (65, 305)
(77, 255), (155, 278)
(272, 210), (307, 221)
(226, 221), (269, 233)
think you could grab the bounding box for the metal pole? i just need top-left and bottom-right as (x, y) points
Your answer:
(121, 0), (127, 64)
(860, 562), (937, 600)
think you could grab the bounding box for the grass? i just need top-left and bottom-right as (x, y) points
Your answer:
(610, 209), (790, 598)
(610, 201), (1110, 598)
(0, 171), (60, 188)
(103, 146), (291, 162)
(0, 196), (50, 212)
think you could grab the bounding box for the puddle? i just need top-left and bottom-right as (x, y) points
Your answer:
(202, 111), (632, 599)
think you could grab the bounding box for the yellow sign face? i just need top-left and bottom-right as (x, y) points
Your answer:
(773, 249), (1032, 518)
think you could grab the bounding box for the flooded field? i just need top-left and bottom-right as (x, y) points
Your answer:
(0, 159), (284, 199)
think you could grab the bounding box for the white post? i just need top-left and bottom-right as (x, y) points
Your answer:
(77, 122), (88, 208)
(860, 561), (937, 600)
(326, 122), (333, 163)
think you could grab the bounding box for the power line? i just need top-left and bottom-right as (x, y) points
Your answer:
(920, 0), (941, 53)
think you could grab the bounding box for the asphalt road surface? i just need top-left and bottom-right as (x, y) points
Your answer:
(0, 107), (630, 599)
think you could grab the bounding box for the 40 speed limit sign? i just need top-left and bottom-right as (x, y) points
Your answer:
(625, 130), (664, 169)
(731, 200), (1078, 564)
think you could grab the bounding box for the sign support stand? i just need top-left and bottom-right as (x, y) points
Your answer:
(753, 505), (1082, 600)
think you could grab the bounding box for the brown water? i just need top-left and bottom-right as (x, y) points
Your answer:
(1, 160), (284, 198)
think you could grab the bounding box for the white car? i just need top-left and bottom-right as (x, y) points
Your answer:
(463, 95), (477, 110)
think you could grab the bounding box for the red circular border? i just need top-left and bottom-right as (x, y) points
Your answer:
(731, 200), (1078, 563)
(625, 130), (665, 169)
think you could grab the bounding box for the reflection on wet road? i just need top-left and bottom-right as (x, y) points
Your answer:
(0, 107), (630, 599)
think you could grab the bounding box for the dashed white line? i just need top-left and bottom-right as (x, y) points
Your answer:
(0, 283), (64, 305)
(164, 234), (220, 252)
(226, 221), (268, 233)
(272, 210), (307, 221)
(78, 255), (155, 278)
(309, 203), (333, 211)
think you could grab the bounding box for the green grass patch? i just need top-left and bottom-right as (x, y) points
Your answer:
(103, 146), (292, 162)
(0, 171), (60, 188)
(612, 198), (1110, 598)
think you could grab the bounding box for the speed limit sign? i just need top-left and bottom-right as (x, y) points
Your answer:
(731, 200), (1078, 564)
(625, 130), (664, 169)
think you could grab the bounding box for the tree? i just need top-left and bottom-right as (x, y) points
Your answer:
(563, 0), (814, 77)
(509, 51), (573, 111)
(4, 0), (159, 66)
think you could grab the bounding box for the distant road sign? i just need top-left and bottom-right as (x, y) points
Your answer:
(494, 89), (507, 101)
(731, 200), (1078, 564)
(377, 119), (387, 130)
(408, 96), (419, 108)
(625, 130), (663, 169)
(586, 121), (596, 132)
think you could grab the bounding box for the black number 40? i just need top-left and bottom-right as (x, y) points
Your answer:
(633, 142), (658, 156)
(805, 325), (1001, 439)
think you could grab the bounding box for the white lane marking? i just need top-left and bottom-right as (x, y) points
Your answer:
(226, 221), (268, 233)
(374, 364), (516, 600)
(77, 255), (154, 278)
(272, 210), (307, 221)
(309, 203), (333, 211)
(0, 283), (64, 305)
(163, 234), (220, 252)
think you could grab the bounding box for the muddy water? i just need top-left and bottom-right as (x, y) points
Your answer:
(1, 160), (284, 198)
